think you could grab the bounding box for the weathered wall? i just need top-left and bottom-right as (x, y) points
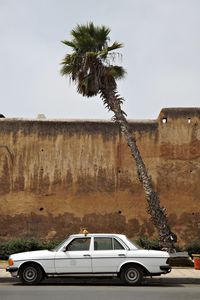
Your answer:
(0, 108), (200, 245)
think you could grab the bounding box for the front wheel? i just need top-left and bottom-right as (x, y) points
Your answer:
(120, 265), (143, 285)
(19, 264), (43, 285)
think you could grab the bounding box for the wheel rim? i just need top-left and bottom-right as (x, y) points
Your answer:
(125, 268), (139, 283)
(23, 267), (37, 282)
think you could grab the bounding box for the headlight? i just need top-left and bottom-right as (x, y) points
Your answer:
(8, 258), (14, 266)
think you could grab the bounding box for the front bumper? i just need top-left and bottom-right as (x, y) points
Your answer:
(6, 266), (18, 273)
(6, 266), (19, 277)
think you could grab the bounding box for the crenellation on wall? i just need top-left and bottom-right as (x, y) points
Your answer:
(159, 107), (200, 120)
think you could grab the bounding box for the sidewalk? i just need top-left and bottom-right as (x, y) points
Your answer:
(0, 261), (10, 278)
(148, 268), (200, 285)
(1, 266), (200, 283)
(0, 268), (11, 278)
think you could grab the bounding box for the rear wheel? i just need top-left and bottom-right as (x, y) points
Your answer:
(19, 264), (43, 285)
(120, 265), (143, 285)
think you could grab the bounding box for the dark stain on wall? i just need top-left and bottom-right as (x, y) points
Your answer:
(177, 212), (200, 244)
(76, 169), (117, 194)
(0, 120), (120, 140)
(159, 141), (200, 160)
(0, 211), (199, 246)
(29, 165), (39, 193)
(13, 155), (25, 191)
(0, 119), (159, 140)
(129, 122), (158, 133)
(8, 210), (199, 244)
(0, 212), (157, 242)
(0, 157), (10, 194)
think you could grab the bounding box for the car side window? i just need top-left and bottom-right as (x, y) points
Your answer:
(94, 237), (125, 250)
(113, 238), (125, 250)
(66, 238), (91, 251)
(94, 238), (112, 250)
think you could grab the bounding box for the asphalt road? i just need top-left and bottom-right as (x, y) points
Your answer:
(0, 279), (200, 300)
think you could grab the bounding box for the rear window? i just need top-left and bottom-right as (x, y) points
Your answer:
(94, 237), (125, 250)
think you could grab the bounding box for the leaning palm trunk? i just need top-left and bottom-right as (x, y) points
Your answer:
(100, 86), (176, 252)
(60, 22), (177, 252)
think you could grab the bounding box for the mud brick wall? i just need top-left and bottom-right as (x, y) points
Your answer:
(0, 108), (200, 245)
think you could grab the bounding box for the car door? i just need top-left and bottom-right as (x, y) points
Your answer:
(55, 237), (92, 273)
(91, 237), (127, 273)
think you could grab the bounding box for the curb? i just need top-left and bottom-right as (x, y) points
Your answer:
(0, 277), (200, 285)
(146, 277), (200, 285)
(1, 267), (200, 285)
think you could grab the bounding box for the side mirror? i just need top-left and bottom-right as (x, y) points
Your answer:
(63, 245), (72, 252)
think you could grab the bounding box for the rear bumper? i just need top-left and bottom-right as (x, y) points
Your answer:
(160, 265), (171, 273)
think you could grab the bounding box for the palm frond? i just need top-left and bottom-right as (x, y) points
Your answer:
(60, 53), (76, 65)
(61, 40), (77, 49)
(108, 65), (126, 80)
(108, 41), (123, 52)
(60, 64), (74, 77)
(70, 22), (111, 52)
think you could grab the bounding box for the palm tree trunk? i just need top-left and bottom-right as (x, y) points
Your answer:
(100, 88), (176, 251)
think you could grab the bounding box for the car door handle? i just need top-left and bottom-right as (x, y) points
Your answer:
(118, 254), (126, 257)
(83, 254), (91, 257)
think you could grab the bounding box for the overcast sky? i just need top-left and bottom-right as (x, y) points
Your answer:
(0, 0), (199, 120)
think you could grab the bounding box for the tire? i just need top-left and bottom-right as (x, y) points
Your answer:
(120, 265), (143, 285)
(19, 264), (43, 285)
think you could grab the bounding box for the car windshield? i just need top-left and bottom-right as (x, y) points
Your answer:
(50, 237), (69, 252)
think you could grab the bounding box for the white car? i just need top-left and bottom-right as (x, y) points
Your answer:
(6, 233), (171, 285)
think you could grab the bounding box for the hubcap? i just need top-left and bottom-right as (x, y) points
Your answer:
(126, 269), (139, 282)
(24, 267), (37, 282)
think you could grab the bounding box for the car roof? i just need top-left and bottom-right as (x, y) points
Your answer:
(69, 233), (126, 238)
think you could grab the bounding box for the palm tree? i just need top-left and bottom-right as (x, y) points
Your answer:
(60, 22), (176, 251)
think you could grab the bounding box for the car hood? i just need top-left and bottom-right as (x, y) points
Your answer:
(128, 249), (169, 258)
(10, 250), (55, 261)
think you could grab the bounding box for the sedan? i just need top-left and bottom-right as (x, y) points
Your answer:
(6, 233), (171, 285)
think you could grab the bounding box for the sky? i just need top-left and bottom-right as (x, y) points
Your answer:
(0, 0), (200, 120)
